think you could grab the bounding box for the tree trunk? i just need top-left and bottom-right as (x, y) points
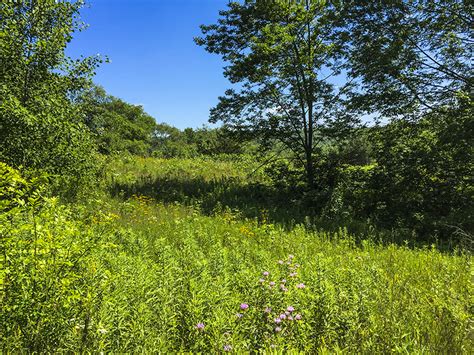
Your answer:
(305, 147), (314, 187)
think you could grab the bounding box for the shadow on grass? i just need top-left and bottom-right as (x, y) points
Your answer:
(107, 174), (464, 250)
(108, 174), (314, 227)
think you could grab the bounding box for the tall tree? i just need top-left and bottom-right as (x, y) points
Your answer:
(196, 0), (356, 186)
(0, 0), (102, 196)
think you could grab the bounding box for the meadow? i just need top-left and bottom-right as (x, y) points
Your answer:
(2, 0), (472, 352)
(1, 157), (472, 353)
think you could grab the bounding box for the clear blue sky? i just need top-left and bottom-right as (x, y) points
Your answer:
(67, 0), (230, 129)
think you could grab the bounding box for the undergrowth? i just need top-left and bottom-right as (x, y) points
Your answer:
(1, 160), (472, 352)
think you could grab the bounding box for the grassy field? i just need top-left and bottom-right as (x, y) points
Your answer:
(1, 157), (472, 352)
(105, 155), (280, 220)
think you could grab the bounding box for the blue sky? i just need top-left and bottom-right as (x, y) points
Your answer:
(67, 0), (230, 129)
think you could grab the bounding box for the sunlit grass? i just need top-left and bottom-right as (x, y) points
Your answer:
(1, 158), (472, 352)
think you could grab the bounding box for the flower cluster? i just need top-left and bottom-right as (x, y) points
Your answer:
(271, 305), (302, 332)
(195, 255), (306, 351)
(235, 303), (250, 320)
(259, 255), (306, 335)
(223, 344), (232, 352)
(260, 254), (305, 292)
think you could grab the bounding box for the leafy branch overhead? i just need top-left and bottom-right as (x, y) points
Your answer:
(339, 0), (472, 116)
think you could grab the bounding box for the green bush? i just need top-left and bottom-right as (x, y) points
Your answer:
(0, 163), (113, 351)
(366, 110), (473, 239)
(0, 96), (100, 198)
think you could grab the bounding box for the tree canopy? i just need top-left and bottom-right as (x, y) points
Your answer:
(341, 0), (472, 117)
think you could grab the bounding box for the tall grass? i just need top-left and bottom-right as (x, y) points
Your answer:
(1, 158), (472, 352)
(105, 155), (312, 226)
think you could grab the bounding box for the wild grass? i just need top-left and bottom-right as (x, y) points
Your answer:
(105, 155), (315, 227)
(1, 157), (472, 352)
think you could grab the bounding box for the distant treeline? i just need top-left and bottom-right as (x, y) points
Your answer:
(78, 86), (245, 158)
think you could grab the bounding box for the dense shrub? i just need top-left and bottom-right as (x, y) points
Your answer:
(366, 110), (473, 238)
(0, 95), (99, 197)
(0, 0), (102, 197)
(292, 112), (474, 242)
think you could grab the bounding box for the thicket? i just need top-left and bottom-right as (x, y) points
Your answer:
(0, 0), (102, 197)
(299, 108), (473, 243)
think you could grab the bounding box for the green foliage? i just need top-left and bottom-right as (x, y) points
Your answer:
(313, 109), (473, 242)
(196, 0), (358, 186)
(105, 155), (281, 221)
(1, 161), (472, 352)
(77, 86), (246, 158)
(0, 94), (99, 197)
(0, 162), (28, 209)
(151, 123), (198, 158)
(186, 126), (246, 156)
(151, 124), (246, 158)
(78, 86), (157, 156)
(0, 0), (102, 197)
(366, 108), (473, 238)
(195, 0), (472, 233)
(0, 0), (96, 101)
(341, 0), (472, 116)
(1, 1), (472, 351)
(0, 164), (114, 351)
(91, 199), (473, 352)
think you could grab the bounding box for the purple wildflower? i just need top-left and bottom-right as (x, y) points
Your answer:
(296, 283), (306, 289)
(287, 306), (295, 312)
(295, 314), (302, 320)
(289, 254), (294, 259)
(263, 271), (269, 277)
(269, 281), (276, 287)
(279, 313), (286, 320)
(274, 318), (282, 324)
(223, 344), (232, 352)
(290, 272), (297, 278)
(281, 279), (287, 284)
(236, 313), (243, 319)
(240, 303), (249, 310)
(288, 316), (294, 321)
(275, 326), (282, 333)
(259, 278), (265, 283)
(196, 323), (205, 330)
(264, 307), (272, 313)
